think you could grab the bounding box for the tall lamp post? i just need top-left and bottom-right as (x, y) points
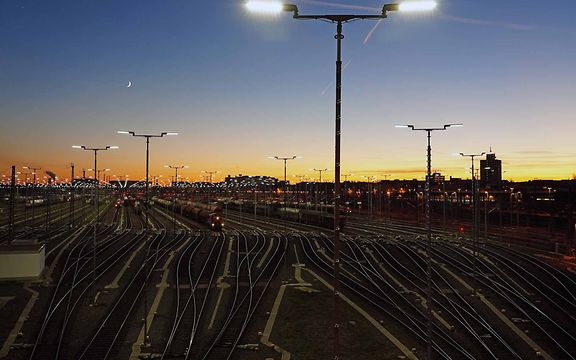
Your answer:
(396, 123), (462, 358)
(247, 1), (437, 358)
(362, 175), (377, 218)
(117, 131), (177, 346)
(72, 145), (118, 304)
(270, 156), (299, 220)
(342, 173), (353, 211)
(460, 152), (485, 293)
(202, 170), (220, 203)
(293, 174), (307, 206)
(165, 165), (188, 186)
(312, 168), (328, 183)
(166, 165), (188, 225)
(22, 166), (41, 223)
(312, 168), (328, 212)
(87, 168), (111, 183)
(117, 131), (177, 211)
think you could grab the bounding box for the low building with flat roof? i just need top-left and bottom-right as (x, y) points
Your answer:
(0, 243), (45, 280)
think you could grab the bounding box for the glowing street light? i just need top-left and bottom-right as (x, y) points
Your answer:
(249, 2), (437, 357)
(22, 166), (41, 223)
(165, 165), (189, 186)
(270, 156), (300, 217)
(396, 1), (438, 12)
(72, 144), (118, 305)
(87, 168), (111, 183)
(246, 0), (437, 14)
(202, 170), (220, 184)
(245, 0), (285, 14)
(117, 130), (178, 206)
(460, 151), (486, 294)
(396, 123), (462, 357)
(202, 170), (220, 203)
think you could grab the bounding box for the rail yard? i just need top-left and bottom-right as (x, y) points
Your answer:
(0, 187), (574, 360)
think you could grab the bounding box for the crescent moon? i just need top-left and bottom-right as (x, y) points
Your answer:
(127, 81), (132, 88)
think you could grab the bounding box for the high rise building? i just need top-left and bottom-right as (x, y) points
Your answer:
(480, 152), (502, 187)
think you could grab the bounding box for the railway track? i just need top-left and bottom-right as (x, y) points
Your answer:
(28, 225), (145, 359)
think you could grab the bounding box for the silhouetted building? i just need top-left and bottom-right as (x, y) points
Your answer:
(480, 152), (502, 188)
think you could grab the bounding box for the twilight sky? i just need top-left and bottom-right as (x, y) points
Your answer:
(1, 0), (575, 183)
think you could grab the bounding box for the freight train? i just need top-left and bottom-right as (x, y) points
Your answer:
(223, 200), (347, 229)
(152, 197), (224, 231)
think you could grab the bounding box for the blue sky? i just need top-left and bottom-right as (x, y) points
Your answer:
(1, 0), (575, 182)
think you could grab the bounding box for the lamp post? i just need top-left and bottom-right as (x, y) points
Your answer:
(342, 173), (353, 211)
(165, 165), (188, 186)
(8, 166), (16, 244)
(68, 162), (75, 228)
(362, 176), (377, 218)
(248, 1), (437, 358)
(87, 168), (111, 183)
(151, 175), (162, 187)
(312, 168), (328, 212)
(20, 172), (30, 227)
(378, 174), (392, 217)
(270, 156), (299, 224)
(202, 170), (219, 203)
(22, 166), (41, 224)
(484, 191), (490, 242)
(118, 130), (177, 210)
(72, 145), (118, 305)
(396, 123), (462, 358)
(202, 170), (218, 184)
(165, 165), (188, 232)
(117, 131), (176, 346)
(312, 168), (327, 183)
(293, 174), (307, 206)
(460, 152), (485, 293)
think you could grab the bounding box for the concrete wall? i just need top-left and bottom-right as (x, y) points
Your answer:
(0, 246), (45, 280)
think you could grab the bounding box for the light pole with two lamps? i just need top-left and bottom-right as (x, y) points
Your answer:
(311, 168), (328, 212)
(202, 170), (220, 203)
(247, 1), (437, 358)
(396, 123), (462, 358)
(270, 156), (299, 223)
(72, 145), (118, 304)
(165, 165), (189, 230)
(117, 131), (177, 209)
(362, 175), (378, 218)
(117, 130), (177, 346)
(165, 165), (188, 186)
(22, 166), (41, 223)
(460, 151), (485, 293)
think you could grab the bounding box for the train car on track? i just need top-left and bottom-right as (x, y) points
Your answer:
(224, 200), (346, 229)
(152, 197), (224, 231)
